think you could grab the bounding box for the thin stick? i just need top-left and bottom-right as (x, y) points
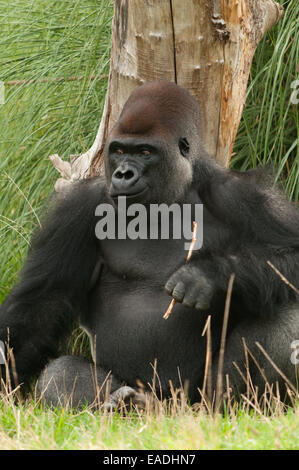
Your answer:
(255, 341), (298, 395)
(186, 221), (198, 262)
(267, 260), (299, 295)
(201, 315), (212, 406)
(215, 273), (235, 411)
(163, 221), (197, 319)
(163, 298), (176, 320)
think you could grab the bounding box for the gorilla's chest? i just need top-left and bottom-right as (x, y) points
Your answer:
(100, 237), (187, 282)
(81, 236), (218, 394)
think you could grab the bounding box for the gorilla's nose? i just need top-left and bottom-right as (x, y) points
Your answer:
(111, 164), (139, 191)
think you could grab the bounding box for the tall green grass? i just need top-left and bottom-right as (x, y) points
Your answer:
(232, 0), (299, 200)
(0, 0), (298, 302)
(0, 0), (113, 299)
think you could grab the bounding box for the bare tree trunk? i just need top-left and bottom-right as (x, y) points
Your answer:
(51, 0), (283, 192)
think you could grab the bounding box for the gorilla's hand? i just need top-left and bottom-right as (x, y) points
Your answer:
(165, 264), (215, 310)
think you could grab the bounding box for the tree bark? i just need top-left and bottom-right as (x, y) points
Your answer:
(51, 0), (283, 192)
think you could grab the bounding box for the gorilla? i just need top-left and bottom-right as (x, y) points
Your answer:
(0, 80), (299, 408)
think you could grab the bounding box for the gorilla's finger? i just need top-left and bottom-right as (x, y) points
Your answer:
(165, 274), (180, 294)
(182, 284), (199, 308)
(172, 281), (186, 302)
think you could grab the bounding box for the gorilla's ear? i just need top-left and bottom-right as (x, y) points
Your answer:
(179, 137), (190, 157)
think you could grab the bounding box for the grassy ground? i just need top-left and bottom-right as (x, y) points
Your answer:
(0, 0), (298, 451)
(0, 398), (298, 450)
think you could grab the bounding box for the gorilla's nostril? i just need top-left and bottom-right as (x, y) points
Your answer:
(124, 170), (134, 180)
(114, 171), (123, 180)
(112, 166), (139, 190)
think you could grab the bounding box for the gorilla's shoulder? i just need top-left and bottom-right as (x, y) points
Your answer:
(230, 166), (275, 188)
(69, 176), (107, 198)
(41, 176), (109, 227)
(53, 176), (108, 204)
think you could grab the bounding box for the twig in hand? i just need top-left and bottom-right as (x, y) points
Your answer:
(186, 221), (198, 262)
(163, 298), (176, 320)
(163, 221), (197, 319)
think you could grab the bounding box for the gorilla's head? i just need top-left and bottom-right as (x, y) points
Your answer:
(104, 80), (204, 204)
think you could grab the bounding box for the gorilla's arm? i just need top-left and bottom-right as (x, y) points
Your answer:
(0, 179), (102, 385)
(167, 161), (299, 315)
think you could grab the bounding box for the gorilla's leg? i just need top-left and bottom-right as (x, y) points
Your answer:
(37, 356), (122, 408)
(37, 355), (148, 409)
(211, 304), (299, 401)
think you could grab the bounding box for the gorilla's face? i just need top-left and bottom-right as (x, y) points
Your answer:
(106, 133), (193, 205)
(104, 80), (203, 205)
(107, 135), (163, 203)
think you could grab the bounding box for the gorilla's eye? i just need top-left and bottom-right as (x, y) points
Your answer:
(140, 149), (150, 156)
(116, 149), (124, 155)
(179, 137), (190, 157)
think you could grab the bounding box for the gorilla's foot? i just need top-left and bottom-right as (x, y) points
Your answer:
(36, 355), (123, 408)
(104, 386), (148, 412)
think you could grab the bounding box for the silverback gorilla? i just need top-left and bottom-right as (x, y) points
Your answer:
(0, 80), (299, 408)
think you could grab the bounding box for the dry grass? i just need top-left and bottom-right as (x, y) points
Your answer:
(1, 334), (299, 450)
(0, 381), (298, 450)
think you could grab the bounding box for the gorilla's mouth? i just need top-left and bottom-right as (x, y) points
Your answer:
(110, 185), (149, 200)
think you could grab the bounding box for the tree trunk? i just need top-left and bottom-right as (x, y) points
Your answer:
(51, 0), (283, 193)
